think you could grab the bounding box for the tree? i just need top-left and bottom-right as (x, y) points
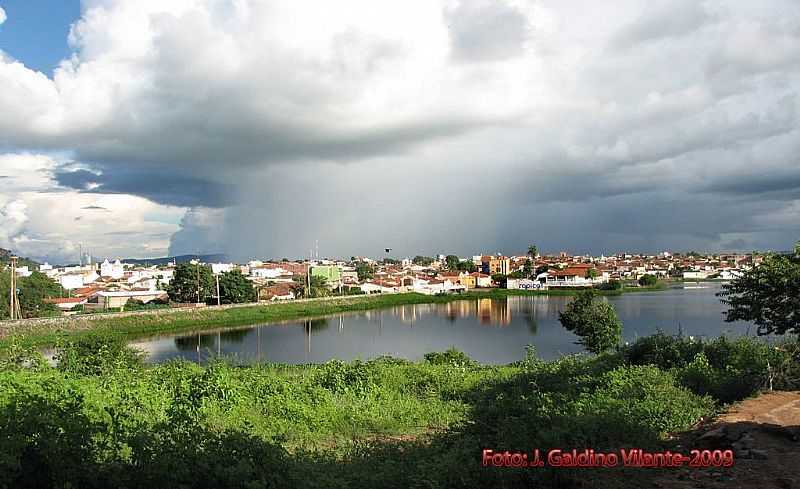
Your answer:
(527, 244), (538, 259)
(355, 263), (374, 281)
(456, 260), (477, 272)
(587, 268), (599, 280)
(0, 269), (63, 318)
(412, 256), (434, 266)
(217, 270), (256, 304)
(491, 273), (507, 287)
(445, 255), (460, 270)
(559, 290), (622, 354)
(168, 263), (214, 303)
(522, 259), (532, 277)
(292, 275), (330, 299)
(718, 242), (800, 335)
(638, 274), (658, 287)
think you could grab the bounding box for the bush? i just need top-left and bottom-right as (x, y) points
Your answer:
(315, 360), (373, 395)
(55, 334), (144, 376)
(596, 280), (622, 291)
(424, 348), (476, 368)
(638, 274), (659, 287)
(621, 333), (797, 403)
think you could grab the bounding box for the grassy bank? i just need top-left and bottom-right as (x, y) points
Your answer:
(0, 333), (795, 489)
(0, 286), (666, 349)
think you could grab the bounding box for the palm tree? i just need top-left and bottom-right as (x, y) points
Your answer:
(527, 245), (538, 259)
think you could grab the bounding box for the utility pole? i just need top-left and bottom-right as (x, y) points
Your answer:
(195, 254), (200, 304)
(215, 273), (221, 306)
(9, 256), (22, 320)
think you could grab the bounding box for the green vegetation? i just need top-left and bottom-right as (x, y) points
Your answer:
(217, 270), (256, 304)
(558, 290), (622, 354)
(355, 262), (374, 281)
(5, 331), (793, 488)
(444, 254), (460, 270)
(637, 274), (658, 287)
(718, 241), (800, 335)
(411, 255), (434, 266)
(455, 260), (477, 272)
(168, 263), (214, 303)
(0, 270), (63, 319)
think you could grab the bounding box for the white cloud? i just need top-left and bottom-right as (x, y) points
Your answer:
(0, 7), (6, 26)
(0, 153), (184, 262)
(0, 0), (797, 258)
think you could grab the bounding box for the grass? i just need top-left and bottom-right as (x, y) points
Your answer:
(0, 286), (667, 350)
(0, 336), (737, 489)
(1, 331), (793, 488)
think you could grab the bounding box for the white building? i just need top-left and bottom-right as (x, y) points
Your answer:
(60, 274), (85, 290)
(100, 259), (124, 279)
(211, 263), (235, 274)
(14, 266), (32, 278)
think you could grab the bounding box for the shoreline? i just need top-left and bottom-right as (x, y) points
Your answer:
(0, 285), (669, 349)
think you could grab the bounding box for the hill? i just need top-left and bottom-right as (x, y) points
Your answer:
(121, 253), (229, 266)
(0, 248), (40, 270)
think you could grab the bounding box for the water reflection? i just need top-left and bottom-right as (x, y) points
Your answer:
(130, 284), (752, 365)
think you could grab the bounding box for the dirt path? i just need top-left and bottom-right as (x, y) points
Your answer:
(647, 391), (800, 489)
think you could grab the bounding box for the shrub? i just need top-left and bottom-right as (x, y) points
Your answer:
(424, 348), (476, 368)
(638, 274), (658, 287)
(55, 334), (144, 376)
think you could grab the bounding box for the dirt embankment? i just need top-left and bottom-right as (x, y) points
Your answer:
(649, 391), (800, 489)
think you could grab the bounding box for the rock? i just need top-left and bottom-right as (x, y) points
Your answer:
(776, 477), (794, 489)
(738, 433), (756, 448)
(749, 449), (768, 460)
(735, 449), (750, 459)
(698, 426), (729, 446)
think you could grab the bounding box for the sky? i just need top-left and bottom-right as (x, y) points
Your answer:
(0, 0), (798, 264)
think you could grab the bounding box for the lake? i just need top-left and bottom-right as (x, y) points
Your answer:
(130, 283), (755, 365)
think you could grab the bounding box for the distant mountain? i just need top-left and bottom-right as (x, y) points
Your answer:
(0, 248), (40, 270)
(121, 253), (229, 266)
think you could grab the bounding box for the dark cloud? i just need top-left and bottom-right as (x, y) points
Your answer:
(54, 164), (235, 208)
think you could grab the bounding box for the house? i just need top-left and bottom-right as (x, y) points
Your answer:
(458, 273), (477, 289)
(259, 283), (296, 301)
(538, 265), (600, 287)
(683, 270), (710, 280)
(86, 290), (168, 310)
(59, 274), (85, 290)
(44, 297), (87, 311)
(471, 272), (492, 288)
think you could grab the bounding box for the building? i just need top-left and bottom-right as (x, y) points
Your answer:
(86, 290), (168, 310)
(100, 259), (124, 279)
(44, 297), (87, 311)
(481, 256), (511, 276)
(310, 265), (341, 288)
(259, 283), (296, 301)
(506, 278), (546, 290)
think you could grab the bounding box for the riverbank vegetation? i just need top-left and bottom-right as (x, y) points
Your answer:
(0, 286), (665, 350)
(0, 332), (797, 488)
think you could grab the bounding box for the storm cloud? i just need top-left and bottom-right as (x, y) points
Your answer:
(0, 0), (798, 262)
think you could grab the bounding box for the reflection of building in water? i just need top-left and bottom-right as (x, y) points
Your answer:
(477, 298), (511, 326)
(441, 300), (475, 322)
(398, 304), (420, 325)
